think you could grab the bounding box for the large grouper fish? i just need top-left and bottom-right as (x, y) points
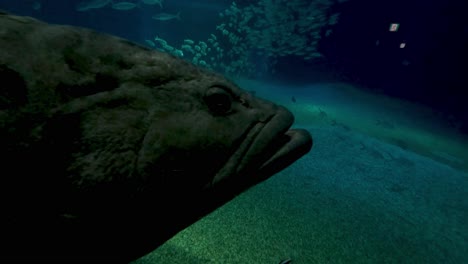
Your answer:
(0, 11), (312, 262)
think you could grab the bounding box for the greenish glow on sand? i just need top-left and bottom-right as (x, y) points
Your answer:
(284, 82), (468, 172)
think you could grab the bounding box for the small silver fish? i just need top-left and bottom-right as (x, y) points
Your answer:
(31, 1), (41, 10)
(152, 12), (181, 21)
(144, 39), (155, 47)
(142, 0), (163, 8)
(112, 2), (138, 10)
(75, 0), (111, 11)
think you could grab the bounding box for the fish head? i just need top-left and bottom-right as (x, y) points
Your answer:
(37, 52), (312, 218)
(137, 70), (313, 197)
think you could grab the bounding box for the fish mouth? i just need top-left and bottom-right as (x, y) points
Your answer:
(237, 108), (313, 180)
(211, 106), (312, 187)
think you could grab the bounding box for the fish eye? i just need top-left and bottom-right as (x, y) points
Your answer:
(204, 86), (232, 115)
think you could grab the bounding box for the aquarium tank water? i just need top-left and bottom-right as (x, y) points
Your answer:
(0, 0), (466, 263)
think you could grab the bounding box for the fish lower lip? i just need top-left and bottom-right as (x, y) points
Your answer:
(236, 114), (312, 179)
(257, 129), (312, 176)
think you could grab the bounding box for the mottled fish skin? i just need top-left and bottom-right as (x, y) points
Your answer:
(0, 12), (312, 262)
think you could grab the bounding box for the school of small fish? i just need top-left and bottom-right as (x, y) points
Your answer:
(70, 0), (343, 78)
(140, 0), (343, 78)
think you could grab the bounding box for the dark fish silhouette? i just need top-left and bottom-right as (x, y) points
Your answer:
(291, 96), (296, 103)
(0, 11), (312, 262)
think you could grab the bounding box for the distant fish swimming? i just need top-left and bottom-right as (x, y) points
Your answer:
(75, 0), (111, 11)
(152, 12), (181, 21)
(142, 0), (163, 8)
(31, 1), (41, 10)
(111, 1), (138, 10)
